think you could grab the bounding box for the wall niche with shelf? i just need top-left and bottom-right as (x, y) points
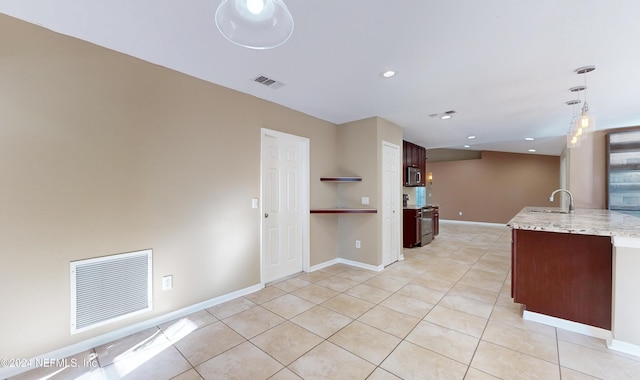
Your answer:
(311, 176), (377, 214)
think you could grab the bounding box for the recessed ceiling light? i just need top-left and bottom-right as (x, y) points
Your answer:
(525, 137), (535, 141)
(467, 135), (476, 139)
(464, 145), (470, 148)
(381, 70), (396, 78)
(528, 149), (537, 152)
(440, 115), (452, 120)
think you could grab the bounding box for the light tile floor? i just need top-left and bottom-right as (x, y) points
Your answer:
(12, 223), (640, 379)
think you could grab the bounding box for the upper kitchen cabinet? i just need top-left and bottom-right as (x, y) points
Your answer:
(403, 140), (427, 186)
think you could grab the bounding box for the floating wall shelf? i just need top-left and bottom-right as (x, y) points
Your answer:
(320, 177), (362, 182)
(310, 208), (377, 214)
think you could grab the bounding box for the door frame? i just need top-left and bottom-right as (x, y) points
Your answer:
(260, 128), (310, 285)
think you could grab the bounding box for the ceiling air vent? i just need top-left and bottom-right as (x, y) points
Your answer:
(252, 75), (285, 89)
(429, 110), (457, 119)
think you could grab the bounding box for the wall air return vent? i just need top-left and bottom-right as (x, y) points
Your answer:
(252, 75), (285, 89)
(70, 249), (152, 334)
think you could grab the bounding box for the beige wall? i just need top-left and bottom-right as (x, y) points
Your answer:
(0, 15), (339, 359)
(332, 117), (403, 266)
(566, 126), (640, 209)
(336, 118), (378, 265)
(426, 151), (560, 223)
(567, 132), (607, 208)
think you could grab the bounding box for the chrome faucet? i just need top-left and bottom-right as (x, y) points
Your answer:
(549, 189), (574, 213)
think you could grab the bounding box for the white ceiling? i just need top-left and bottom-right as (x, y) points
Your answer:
(3, 0), (640, 156)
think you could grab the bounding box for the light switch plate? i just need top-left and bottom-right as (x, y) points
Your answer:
(361, 197), (369, 205)
(162, 275), (173, 290)
(252, 198), (259, 209)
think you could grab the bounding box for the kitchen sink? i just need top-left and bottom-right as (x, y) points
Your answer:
(527, 209), (569, 214)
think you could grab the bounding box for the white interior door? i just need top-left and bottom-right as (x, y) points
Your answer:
(382, 141), (401, 266)
(261, 130), (308, 283)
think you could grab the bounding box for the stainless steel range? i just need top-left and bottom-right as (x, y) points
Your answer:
(420, 206), (434, 246)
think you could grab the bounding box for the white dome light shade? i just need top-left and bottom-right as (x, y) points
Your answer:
(215, 0), (294, 49)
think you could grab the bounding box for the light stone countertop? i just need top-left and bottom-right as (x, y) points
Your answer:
(506, 207), (640, 238)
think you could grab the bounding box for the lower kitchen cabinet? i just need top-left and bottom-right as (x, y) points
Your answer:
(403, 208), (421, 248)
(511, 229), (612, 329)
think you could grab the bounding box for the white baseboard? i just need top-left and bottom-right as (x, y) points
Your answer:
(337, 258), (384, 272)
(608, 339), (640, 358)
(522, 311), (640, 358)
(441, 219), (507, 227)
(523, 310), (612, 341)
(0, 283), (263, 379)
(308, 257), (384, 273)
(308, 258), (340, 272)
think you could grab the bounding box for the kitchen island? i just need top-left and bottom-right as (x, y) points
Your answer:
(507, 207), (640, 357)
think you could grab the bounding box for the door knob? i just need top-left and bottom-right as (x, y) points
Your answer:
(265, 213), (269, 218)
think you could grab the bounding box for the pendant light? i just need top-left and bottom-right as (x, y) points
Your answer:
(215, 0), (294, 49)
(566, 99), (582, 149)
(575, 66), (596, 135)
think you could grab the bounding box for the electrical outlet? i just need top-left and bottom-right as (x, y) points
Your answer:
(459, 211), (463, 216)
(162, 275), (173, 290)
(356, 240), (361, 249)
(361, 196), (369, 205)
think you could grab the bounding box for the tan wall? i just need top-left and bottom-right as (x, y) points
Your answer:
(0, 15), (339, 359)
(331, 117), (403, 266)
(567, 126), (640, 209)
(336, 118), (378, 265)
(426, 151), (560, 223)
(567, 132), (607, 208)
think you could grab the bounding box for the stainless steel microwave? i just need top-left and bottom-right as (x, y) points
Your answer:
(406, 167), (422, 186)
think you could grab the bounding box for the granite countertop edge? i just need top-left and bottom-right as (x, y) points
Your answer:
(506, 207), (640, 239)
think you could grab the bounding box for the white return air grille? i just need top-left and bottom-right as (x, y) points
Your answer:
(70, 249), (152, 334)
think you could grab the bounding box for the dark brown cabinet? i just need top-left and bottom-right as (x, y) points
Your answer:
(511, 229), (612, 330)
(403, 208), (421, 248)
(403, 140), (426, 186)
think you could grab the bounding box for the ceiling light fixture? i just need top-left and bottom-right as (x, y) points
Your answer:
(467, 135), (476, 139)
(566, 99), (582, 148)
(566, 66), (596, 149)
(381, 70), (396, 78)
(440, 115), (452, 120)
(575, 66), (596, 134)
(215, 0), (294, 49)
(463, 145), (470, 148)
(526, 137), (537, 153)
